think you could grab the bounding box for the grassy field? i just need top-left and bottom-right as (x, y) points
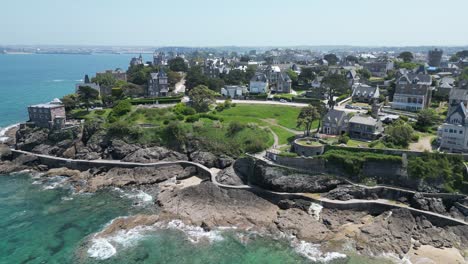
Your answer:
(217, 104), (302, 130)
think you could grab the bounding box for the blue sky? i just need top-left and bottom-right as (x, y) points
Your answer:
(1, 0), (467, 46)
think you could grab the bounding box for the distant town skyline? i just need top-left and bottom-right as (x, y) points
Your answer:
(2, 0), (468, 46)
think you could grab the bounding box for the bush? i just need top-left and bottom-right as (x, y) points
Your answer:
(244, 138), (267, 153)
(411, 134), (420, 142)
(227, 121), (246, 135)
(107, 121), (142, 140)
(338, 134), (350, 144)
(112, 100), (132, 117)
(173, 103), (196, 116)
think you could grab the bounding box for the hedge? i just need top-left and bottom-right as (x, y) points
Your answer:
(130, 95), (183, 105)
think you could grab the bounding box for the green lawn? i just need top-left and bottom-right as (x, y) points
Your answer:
(217, 104), (302, 130)
(269, 125), (297, 145)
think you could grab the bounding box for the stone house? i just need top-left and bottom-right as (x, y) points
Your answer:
(130, 54), (144, 66)
(311, 76), (324, 89)
(448, 88), (468, 112)
(265, 65), (292, 94)
(348, 115), (383, 140)
(75, 74), (101, 95)
(28, 99), (66, 129)
(148, 69), (169, 97)
(321, 109), (349, 135)
(345, 70), (360, 87)
(153, 51), (167, 66)
(249, 73), (269, 94)
(352, 84), (380, 103)
(392, 73), (433, 111)
(363, 61), (394, 77)
(438, 102), (468, 153)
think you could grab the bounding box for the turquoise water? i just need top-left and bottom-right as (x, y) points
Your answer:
(0, 54), (151, 128)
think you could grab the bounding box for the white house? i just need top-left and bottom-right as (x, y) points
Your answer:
(221, 85), (248, 98)
(439, 102), (468, 153)
(249, 73), (269, 94)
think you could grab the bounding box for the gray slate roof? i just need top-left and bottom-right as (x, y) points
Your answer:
(349, 115), (378, 126)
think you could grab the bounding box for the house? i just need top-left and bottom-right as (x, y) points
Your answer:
(28, 99), (66, 129)
(249, 73), (269, 94)
(96, 69), (127, 82)
(148, 69), (169, 97)
(321, 109), (349, 135)
(448, 88), (468, 112)
(392, 73), (433, 111)
(345, 70), (360, 87)
(265, 65), (292, 93)
(438, 77), (455, 96)
(221, 85), (248, 98)
(352, 84), (380, 103)
(438, 102), (468, 153)
(311, 76), (324, 89)
(363, 61), (394, 77)
(130, 54), (144, 66)
(153, 52), (167, 66)
(348, 115), (383, 140)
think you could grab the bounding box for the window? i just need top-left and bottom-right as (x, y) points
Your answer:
(460, 131), (463, 134)
(449, 129), (453, 133)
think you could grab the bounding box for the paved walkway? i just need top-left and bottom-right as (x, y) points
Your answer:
(10, 149), (468, 226)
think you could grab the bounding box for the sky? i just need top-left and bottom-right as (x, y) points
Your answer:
(1, 0), (468, 47)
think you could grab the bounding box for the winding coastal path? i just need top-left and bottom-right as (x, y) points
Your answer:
(10, 149), (468, 226)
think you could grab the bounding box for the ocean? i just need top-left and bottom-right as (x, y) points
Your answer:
(0, 54), (389, 263)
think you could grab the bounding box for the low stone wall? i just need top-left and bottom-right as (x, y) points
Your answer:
(265, 151), (326, 172)
(292, 138), (325, 157)
(11, 150), (213, 180)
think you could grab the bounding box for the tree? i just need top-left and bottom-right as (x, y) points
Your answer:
(186, 66), (207, 90)
(398, 51), (414, 63)
(168, 57), (188, 72)
(127, 64), (153, 85)
(92, 72), (116, 88)
(297, 105), (320, 137)
(286, 69), (299, 87)
(345, 55), (359, 64)
(61, 94), (78, 111)
(385, 119), (414, 147)
(77, 86), (99, 112)
(358, 69), (371, 80)
(223, 69), (245, 85)
(207, 78), (225, 93)
(188, 85), (217, 112)
(298, 67), (316, 85)
(167, 71), (182, 90)
(416, 108), (439, 130)
(321, 74), (348, 109)
(324, 54), (339, 65)
(111, 100), (132, 116)
(240, 55), (250, 62)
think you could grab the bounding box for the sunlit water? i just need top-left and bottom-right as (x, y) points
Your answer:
(0, 173), (391, 264)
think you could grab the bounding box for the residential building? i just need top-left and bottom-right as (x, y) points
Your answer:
(28, 99), (66, 129)
(311, 76), (324, 89)
(392, 73), (433, 111)
(345, 70), (360, 87)
(438, 102), (468, 153)
(249, 73), (269, 94)
(348, 115), (383, 140)
(153, 52), (167, 66)
(148, 69), (169, 97)
(428, 49), (443, 67)
(221, 85), (248, 98)
(352, 84), (380, 103)
(363, 61), (394, 77)
(96, 69), (127, 82)
(130, 54), (144, 66)
(265, 65), (292, 93)
(448, 88), (468, 112)
(321, 109), (349, 135)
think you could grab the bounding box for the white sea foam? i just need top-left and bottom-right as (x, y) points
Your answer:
(0, 123), (19, 143)
(124, 190), (153, 203)
(87, 218), (227, 260)
(165, 219), (224, 243)
(87, 238), (117, 260)
(42, 176), (69, 190)
(292, 240), (347, 262)
(308, 202), (323, 221)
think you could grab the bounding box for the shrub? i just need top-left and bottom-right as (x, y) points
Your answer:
(94, 109), (106, 115)
(338, 134), (350, 144)
(227, 121), (246, 135)
(244, 138), (267, 153)
(173, 103), (196, 116)
(112, 100), (132, 117)
(107, 121), (142, 140)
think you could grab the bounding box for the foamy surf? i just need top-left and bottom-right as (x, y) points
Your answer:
(87, 218), (227, 260)
(0, 123), (19, 143)
(292, 240), (347, 262)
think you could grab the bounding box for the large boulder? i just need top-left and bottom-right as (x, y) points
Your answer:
(122, 147), (187, 163)
(410, 193), (447, 215)
(190, 151), (234, 169)
(0, 144), (12, 161)
(251, 163), (344, 193)
(16, 127), (49, 151)
(107, 140), (140, 160)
